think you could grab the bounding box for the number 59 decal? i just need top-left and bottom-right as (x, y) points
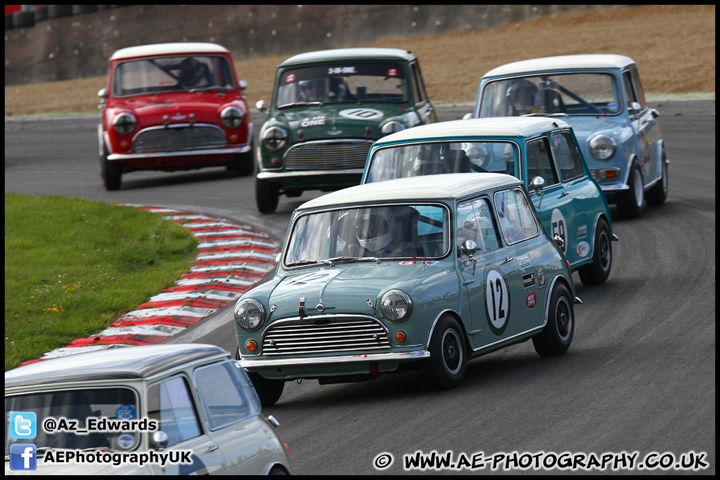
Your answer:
(484, 267), (510, 335)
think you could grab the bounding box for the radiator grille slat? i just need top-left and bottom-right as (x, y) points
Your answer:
(284, 141), (372, 170)
(134, 125), (226, 153)
(262, 317), (391, 355)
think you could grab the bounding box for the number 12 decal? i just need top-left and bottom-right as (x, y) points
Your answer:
(485, 268), (510, 334)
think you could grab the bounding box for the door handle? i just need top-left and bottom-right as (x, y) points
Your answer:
(209, 445), (219, 452)
(560, 191), (569, 197)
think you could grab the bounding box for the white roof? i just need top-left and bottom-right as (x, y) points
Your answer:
(376, 117), (570, 145)
(299, 173), (521, 210)
(281, 48), (416, 66)
(111, 42), (230, 61)
(482, 54), (636, 78)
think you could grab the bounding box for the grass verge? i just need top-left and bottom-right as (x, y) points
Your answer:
(4, 194), (198, 371)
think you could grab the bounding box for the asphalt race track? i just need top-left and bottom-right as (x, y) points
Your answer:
(4, 100), (716, 475)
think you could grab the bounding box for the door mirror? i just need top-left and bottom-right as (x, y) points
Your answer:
(460, 239), (479, 257)
(150, 430), (169, 451)
(256, 99), (269, 113)
(531, 176), (546, 192)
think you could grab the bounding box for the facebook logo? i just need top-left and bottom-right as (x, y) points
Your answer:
(9, 411), (37, 439)
(9, 443), (37, 471)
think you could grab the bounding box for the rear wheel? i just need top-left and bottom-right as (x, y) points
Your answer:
(617, 163), (645, 219)
(532, 283), (574, 356)
(256, 177), (280, 214)
(578, 218), (612, 286)
(422, 315), (466, 389)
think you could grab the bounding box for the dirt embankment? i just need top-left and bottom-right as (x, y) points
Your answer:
(3, 5), (715, 118)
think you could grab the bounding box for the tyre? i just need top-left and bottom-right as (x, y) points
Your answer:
(422, 314), (467, 389)
(617, 163), (645, 219)
(578, 218), (612, 286)
(99, 143), (122, 191)
(249, 372), (285, 407)
(532, 283), (574, 356)
(256, 177), (279, 214)
(227, 148), (254, 177)
(12, 10), (35, 28)
(48, 5), (73, 18)
(646, 152), (669, 206)
(269, 466), (288, 475)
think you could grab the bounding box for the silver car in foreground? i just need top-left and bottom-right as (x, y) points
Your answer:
(5, 344), (291, 475)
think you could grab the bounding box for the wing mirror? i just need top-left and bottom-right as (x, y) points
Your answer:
(150, 431), (169, 451)
(97, 88), (108, 109)
(238, 80), (248, 97)
(531, 176), (545, 192)
(256, 99), (269, 113)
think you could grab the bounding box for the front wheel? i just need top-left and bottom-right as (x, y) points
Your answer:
(646, 152), (669, 206)
(227, 144), (255, 177)
(422, 315), (466, 389)
(617, 163), (645, 219)
(532, 283), (574, 356)
(256, 177), (280, 214)
(99, 143), (122, 191)
(249, 372), (285, 407)
(578, 218), (612, 286)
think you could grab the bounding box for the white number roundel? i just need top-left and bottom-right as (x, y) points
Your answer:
(339, 108), (384, 120)
(485, 269), (509, 330)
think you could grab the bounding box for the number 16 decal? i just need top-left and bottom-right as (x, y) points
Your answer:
(485, 268), (510, 335)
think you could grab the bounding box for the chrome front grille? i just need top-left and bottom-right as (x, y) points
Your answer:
(283, 140), (373, 171)
(262, 316), (391, 356)
(134, 124), (226, 153)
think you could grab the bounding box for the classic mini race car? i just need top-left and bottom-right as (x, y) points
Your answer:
(363, 116), (617, 286)
(5, 344), (291, 475)
(234, 174), (580, 406)
(97, 42), (254, 190)
(471, 54), (668, 219)
(254, 47), (437, 213)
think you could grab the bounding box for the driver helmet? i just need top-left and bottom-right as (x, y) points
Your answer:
(507, 79), (538, 103)
(355, 209), (394, 252)
(299, 78), (325, 101)
(179, 57), (204, 87)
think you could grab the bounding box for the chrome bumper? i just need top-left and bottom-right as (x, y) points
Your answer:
(108, 145), (251, 161)
(239, 350), (430, 369)
(256, 168), (365, 180)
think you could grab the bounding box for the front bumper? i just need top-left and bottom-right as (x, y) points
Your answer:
(239, 350), (430, 380)
(107, 145), (251, 162)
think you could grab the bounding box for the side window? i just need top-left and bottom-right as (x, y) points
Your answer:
(494, 189), (539, 245)
(194, 360), (261, 431)
(526, 138), (558, 186)
(552, 132), (585, 181)
(623, 71), (637, 109)
(147, 376), (202, 447)
(456, 198), (500, 255)
(630, 67), (647, 108)
(411, 62), (428, 104)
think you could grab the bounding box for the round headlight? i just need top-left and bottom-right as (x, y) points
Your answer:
(381, 290), (412, 322)
(262, 126), (288, 151)
(588, 134), (617, 161)
(234, 299), (265, 331)
(381, 121), (406, 136)
(221, 106), (244, 129)
(112, 112), (136, 135)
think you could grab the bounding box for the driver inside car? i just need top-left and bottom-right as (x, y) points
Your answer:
(178, 57), (211, 88)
